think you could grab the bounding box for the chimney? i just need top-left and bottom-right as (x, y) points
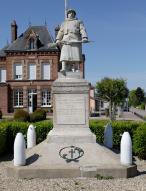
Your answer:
(11, 20), (17, 43)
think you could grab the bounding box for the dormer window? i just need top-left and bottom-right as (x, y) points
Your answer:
(29, 38), (35, 49)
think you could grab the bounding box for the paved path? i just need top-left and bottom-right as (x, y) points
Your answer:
(90, 112), (144, 121)
(119, 111), (144, 121)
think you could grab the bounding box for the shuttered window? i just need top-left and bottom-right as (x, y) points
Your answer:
(42, 63), (50, 80)
(0, 69), (6, 82)
(28, 64), (36, 80)
(14, 64), (22, 80)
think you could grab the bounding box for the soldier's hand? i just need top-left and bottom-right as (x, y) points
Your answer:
(56, 40), (61, 45)
(82, 38), (88, 43)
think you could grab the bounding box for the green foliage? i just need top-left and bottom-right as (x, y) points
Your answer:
(96, 77), (128, 120)
(14, 109), (30, 122)
(30, 109), (47, 122)
(89, 120), (108, 143)
(89, 119), (140, 149)
(95, 174), (113, 180)
(112, 121), (139, 149)
(0, 120), (53, 155)
(133, 124), (146, 159)
(35, 120), (53, 143)
(96, 77), (128, 105)
(129, 87), (145, 107)
(5, 121), (29, 153)
(135, 87), (145, 105)
(0, 123), (7, 155)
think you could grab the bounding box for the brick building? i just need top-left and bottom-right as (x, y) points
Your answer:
(0, 21), (84, 115)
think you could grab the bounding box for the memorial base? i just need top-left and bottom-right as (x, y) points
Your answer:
(5, 77), (137, 179)
(6, 140), (137, 179)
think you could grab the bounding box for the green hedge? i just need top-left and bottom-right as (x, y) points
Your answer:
(133, 124), (146, 159)
(89, 119), (144, 157)
(0, 120), (53, 155)
(1, 119), (146, 159)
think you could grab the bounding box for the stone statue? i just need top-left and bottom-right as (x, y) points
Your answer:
(56, 9), (88, 72)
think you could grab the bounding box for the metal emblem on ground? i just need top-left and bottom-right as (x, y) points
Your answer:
(59, 146), (84, 162)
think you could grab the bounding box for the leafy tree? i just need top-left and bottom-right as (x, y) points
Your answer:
(135, 87), (145, 105)
(129, 90), (138, 107)
(129, 87), (145, 107)
(96, 77), (128, 120)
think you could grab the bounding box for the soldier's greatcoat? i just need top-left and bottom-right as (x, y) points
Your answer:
(56, 18), (88, 62)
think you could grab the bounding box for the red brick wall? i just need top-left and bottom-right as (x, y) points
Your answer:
(0, 84), (8, 114)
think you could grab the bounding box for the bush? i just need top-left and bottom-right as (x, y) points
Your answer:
(89, 120), (108, 143)
(0, 120), (53, 155)
(35, 120), (53, 143)
(30, 109), (47, 122)
(133, 124), (146, 159)
(14, 109), (30, 122)
(112, 121), (139, 149)
(0, 123), (7, 155)
(89, 119), (140, 149)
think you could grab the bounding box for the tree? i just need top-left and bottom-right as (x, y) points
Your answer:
(129, 87), (145, 107)
(96, 77), (128, 120)
(135, 87), (145, 105)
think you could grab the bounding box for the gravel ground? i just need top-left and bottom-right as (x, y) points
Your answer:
(0, 155), (146, 191)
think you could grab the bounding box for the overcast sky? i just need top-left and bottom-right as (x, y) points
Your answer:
(0, 0), (146, 90)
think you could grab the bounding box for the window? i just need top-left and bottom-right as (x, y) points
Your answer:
(41, 89), (51, 107)
(0, 69), (6, 82)
(14, 64), (22, 80)
(42, 63), (50, 80)
(28, 64), (36, 80)
(29, 38), (35, 49)
(13, 89), (23, 107)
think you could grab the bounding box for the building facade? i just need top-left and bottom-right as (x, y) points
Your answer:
(0, 21), (84, 114)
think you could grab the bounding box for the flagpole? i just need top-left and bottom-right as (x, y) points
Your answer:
(65, 0), (68, 19)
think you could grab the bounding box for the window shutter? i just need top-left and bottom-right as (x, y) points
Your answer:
(29, 64), (36, 80)
(42, 63), (50, 80)
(0, 70), (6, 82)
(14, 64), (22, 79)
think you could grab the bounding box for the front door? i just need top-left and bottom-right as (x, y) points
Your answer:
(28, 92), (37, 113)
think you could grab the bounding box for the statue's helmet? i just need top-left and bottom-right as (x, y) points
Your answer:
(67, 9), (76, 17)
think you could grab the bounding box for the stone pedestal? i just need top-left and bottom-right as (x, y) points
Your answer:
(6, 75), (137, 179)
(47, 77), (96, 143)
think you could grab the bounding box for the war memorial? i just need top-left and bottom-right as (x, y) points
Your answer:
(6, 7), (137, 179)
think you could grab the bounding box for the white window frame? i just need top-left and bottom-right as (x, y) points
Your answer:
(41, 89), (51, 107)
(0, 69), (6, 82)
(14, 63), (22, 80)
(28, 63), (36, 80)
(13, 89), (23, 107)
(41, 63), (51, 80)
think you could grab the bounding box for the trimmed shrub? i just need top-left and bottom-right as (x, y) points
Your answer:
(14, 109), (30, 122)
(0, 123), (7, 155)
(89, 120), (108, 143)
(133, 124), (146, 159)
(89, 119), (140, 149)
(35, 120), (53, 143)
(0, 120), (53, 154)
(30, 109), (47, 122)
(5, 121), (29, 153)
(112, 121), (139, 149)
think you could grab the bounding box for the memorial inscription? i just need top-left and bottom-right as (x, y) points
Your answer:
(56, 94), (86, 125)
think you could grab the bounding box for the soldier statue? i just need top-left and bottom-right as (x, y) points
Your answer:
(56, 9), (88, 72)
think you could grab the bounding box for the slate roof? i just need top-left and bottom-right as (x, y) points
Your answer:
(0, 26), (57, 56)
(0, 45), (9, 57)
